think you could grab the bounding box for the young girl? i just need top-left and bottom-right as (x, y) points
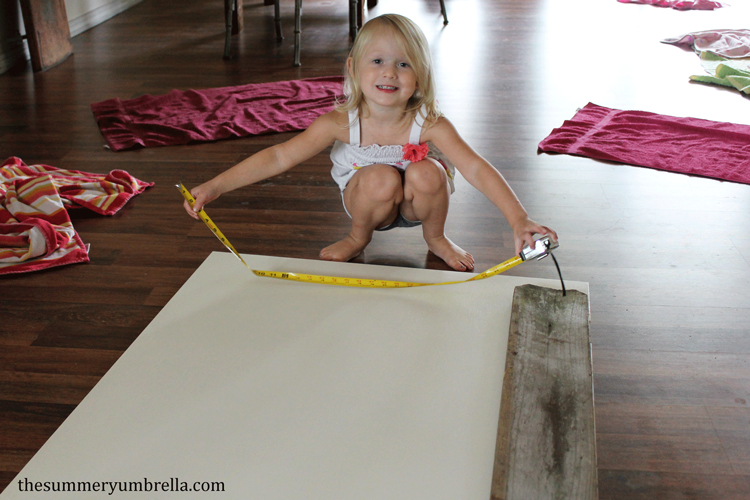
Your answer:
(184, 14), (556, 271)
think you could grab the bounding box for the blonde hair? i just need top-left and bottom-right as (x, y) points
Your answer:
(338, 14), (442, 126)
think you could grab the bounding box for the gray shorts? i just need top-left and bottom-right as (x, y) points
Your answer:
(375, 212), (422, 231)
(340, 191), (422, 232)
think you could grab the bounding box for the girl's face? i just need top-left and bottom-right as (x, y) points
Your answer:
(349, 31), (418, 112)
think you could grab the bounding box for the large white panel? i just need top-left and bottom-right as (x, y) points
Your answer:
(1, 253), (587, 500)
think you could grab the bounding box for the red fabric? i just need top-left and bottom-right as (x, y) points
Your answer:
(538, 103), (750, 185)
(1, 157), (153, 215)
(617, 0), (723, 10)
(0, 175), (89, 275)
(0, 157), (152, 275)
(91, 76), (345, 151)
(0, 218), (74, 263)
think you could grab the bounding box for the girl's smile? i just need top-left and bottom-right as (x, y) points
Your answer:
(376, 85), (398, 93)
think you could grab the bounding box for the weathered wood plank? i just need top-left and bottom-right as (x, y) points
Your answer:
(18, 0), (72, 72)
(492, 284), (596, 500)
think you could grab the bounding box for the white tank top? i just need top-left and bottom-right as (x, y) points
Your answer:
(329, 107), (455, 192)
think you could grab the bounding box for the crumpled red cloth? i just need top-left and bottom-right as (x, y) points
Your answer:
(617, 0), (723, 10)
(538, 103), (750, 185)
(91, 76), (345, 151)
(0, 157), (153, 275)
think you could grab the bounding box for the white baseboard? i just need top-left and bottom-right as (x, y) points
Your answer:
(68, 0), (145, 38)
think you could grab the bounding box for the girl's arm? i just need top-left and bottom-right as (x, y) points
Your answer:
(184, 110), (345, 218)
(424, 117), (557, 254)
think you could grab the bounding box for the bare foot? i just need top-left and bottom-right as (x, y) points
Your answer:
(426, 235), (474, 271)
(320, 235), (369, 262)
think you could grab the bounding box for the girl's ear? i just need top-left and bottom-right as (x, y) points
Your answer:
(346, 57), (355, 78)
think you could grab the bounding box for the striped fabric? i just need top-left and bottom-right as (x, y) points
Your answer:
(0, 157), (153, 275)
(0, 157), (154, 215)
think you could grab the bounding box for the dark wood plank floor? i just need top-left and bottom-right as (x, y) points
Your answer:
(2, 0), (749, 497)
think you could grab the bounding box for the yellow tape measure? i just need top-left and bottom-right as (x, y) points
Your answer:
(251, 257), (523, 288)
(178, 183), (552, 288)
(177, 183), (249, 269)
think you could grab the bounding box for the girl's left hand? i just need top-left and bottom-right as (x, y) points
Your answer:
(512, 219), (558, 256)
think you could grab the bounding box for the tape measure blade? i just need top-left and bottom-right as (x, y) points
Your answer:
(178, 183), (546, 287)
(177, 183), (249, 269)
(467, 256), (523, 281)
(252, 269), (433, 288)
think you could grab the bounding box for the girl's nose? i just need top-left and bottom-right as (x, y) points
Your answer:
(381, 63), (397, 78)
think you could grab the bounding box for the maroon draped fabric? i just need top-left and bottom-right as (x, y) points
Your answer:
(538, 103), (750, 185)
(92, 76), (345, 151)
(617, 0), (723, 10)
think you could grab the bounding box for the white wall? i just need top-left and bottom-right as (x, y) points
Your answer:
(0, 0), (144, 73)
(65, 0), (144, 37)
(64, 0), (110, 21)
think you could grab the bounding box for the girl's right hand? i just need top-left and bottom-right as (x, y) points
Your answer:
(511, 217), (558, 256)
(183, 182), (220, 220)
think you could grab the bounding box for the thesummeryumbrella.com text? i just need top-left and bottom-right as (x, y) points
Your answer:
(16, 477), (225, 494)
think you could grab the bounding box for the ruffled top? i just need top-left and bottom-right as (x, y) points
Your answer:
(329, 107), (455, 192)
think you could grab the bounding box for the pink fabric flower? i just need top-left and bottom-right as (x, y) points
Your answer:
(402, 143), (430, 162)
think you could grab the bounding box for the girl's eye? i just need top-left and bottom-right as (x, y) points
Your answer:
(399, 62), (410, 68)
(373, 59), (382, 64)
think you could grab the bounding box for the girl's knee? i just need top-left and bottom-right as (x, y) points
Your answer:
(405, 160), (447, 195)
(353, 164), (403, 201)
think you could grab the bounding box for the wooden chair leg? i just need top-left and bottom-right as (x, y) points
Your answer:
(18, 0), (73, 72)
(275, 0), (283, 41)
(350, 0), (359, 41)
(439, 0), (448, 25)
(293, 0), (302, 66)
(223, 0), (234, 60)
(231, 0), (244, 34)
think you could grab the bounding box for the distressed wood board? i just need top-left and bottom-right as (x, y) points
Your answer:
(492, 285), (596, 500)
(19, 0), (72, 72)
(0, 252), (588, 499)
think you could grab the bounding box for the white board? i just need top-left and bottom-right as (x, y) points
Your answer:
(2, 252), (588, 500)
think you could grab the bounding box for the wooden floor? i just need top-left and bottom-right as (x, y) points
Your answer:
(1, 0), (749, 497)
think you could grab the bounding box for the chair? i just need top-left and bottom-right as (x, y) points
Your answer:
(292, 0), (360, 66)
(438, 0), (448, 25)
(364, 0), (448, 25)
(223, 0), (349, 65)
(223, 0), (282, 60)
(293, 0), (448, 66)
(224, 0), (448, 66)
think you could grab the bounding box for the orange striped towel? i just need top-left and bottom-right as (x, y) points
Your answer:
(0, 157), (154, 215)
(0, 157), (153, 275)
